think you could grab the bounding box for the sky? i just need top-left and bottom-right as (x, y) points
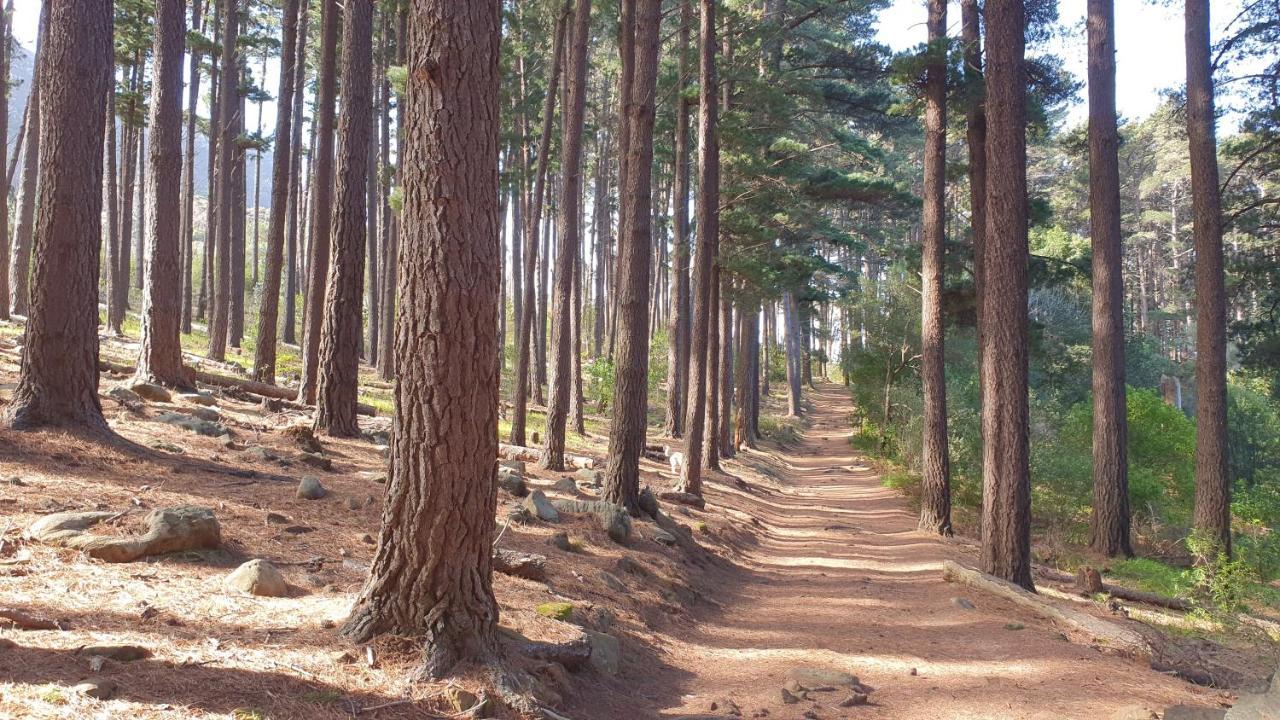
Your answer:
(8, 0), (1250, 132)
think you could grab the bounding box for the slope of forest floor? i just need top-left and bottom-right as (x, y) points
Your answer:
(0, 329), (1265, 719)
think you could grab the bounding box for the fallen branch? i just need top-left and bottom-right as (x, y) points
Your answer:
(498, 443), (595, 470)
(0, 607), (63, 630)
(1035, 566), (1194, 612)
(942, 560), (1151, 661)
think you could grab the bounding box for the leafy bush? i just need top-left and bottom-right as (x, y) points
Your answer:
(585, 357), (615, 412)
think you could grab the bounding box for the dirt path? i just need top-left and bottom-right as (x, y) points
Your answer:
(648, 383), (1217, 720)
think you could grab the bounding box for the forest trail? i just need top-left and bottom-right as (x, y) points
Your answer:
(639, 383), (1216, 720)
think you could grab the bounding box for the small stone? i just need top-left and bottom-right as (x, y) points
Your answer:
(952, 597), (975, 610)
(552, 476), (578, 493)
(499, 459), (526, 473)
(536, 602), (574, 621)
(359, 533), (375, 544)
(637, 488), (659, 517)
(497, 468), (528, 497)
(296, 477), (327, 500)
(179, 392), (217, 407)
(265, 512), (289, 524)
(344, 497), (361, 511)
(189, 407), (221, 422)
(709, 698), (742, 716)
(522, 490), (560, 522)
(600, 571), (626, 592)
(444, 685), (485, 714)
(652, 528), (677, 546)
(246, 446), (277, 463)
(840, 693), (869, 707)
(130, 382), (172, 402)
(803, 711), (819, 720)
(1164, 707), (1226, 720)
(72, 679), (117, 700)
(574, 468), (602, 487)
(224, 559), (288, 597)
(909, 667), (918, 676)
(780, 688), (800, 704)
(107, 386), (142, 405)
(156, 412), (227, 437)
(1004, 622), (1025, 631)
(492, 548), (548, 581)
(81, 645), (150, 662)
(787, 667), (860, 690)
(298, 451), (332, 471)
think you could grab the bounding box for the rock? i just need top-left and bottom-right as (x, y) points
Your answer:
(787, 666), (860, 690)
(130, 382), (172, 402)
(444, 685), (485, 714)
(344, 497), (362, 511)
(802, 711), (818, 720)
(523, 490), (560, 522)
(549, 532), (572, 551)
(214, 433), (238, 449)
(0, 608), (60, 630)
(840, 693), (869, 707)
(659, 491), (706, 510)
(156, 411), (227, 437)
(72, 680), (117, 700)
(187, 406), (221, 422)
(780, 688), (800, 704)
(107, 386), (142, 405)
(150, 441), (184, 454)
(81, 644), (150, 661)
(550, 498), (631, 544)
(536, 602), (575, 621)
(1164, 707), (1226, 720)
(297, 451), (332, 471)
(359, 533), (375, 544)
(499, 459), (526, 473)
(574, 469), (602, 487)
(497, 468), (528, 497)
(376, 444), (391, 459)
(1004, 622), (1025, 631)
(552, 476), (578, 493)
(519, 638), (592, 672)
(615, 556), (649, 577)
(1226, 671), (1280, 719)
(952, 597), (975, 610)
(178, 392), (217, 407)
(600, 571), (627, 593)
(265, 512), (289, 524)
(225, 559), (288, 597)
(246, 446), (277, 463)
(637, 488), (659, 518)
(283, 424), (323, 453)
(26, 505), (220, 562)
(708, 698), (742, 716)
(583, 629), (619, 675)
(296, 477), (327, 500)
(492, 549), (548, 581)
(651, 528), (677, 546)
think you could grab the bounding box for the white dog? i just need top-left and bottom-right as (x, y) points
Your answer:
(669, 451), (685, 475)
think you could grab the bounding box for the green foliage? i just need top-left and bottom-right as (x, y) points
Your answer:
(1188, 531), (1258, 614)
(585, 357), (615, 412)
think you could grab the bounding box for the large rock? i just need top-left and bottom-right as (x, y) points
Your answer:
(179, 391), (217, 407)
(156, 412), (227, 437)
(583, 630), (620, 675)
(492, 549), (547, 581)
(497, 467), (528, 497)
(552, 476), (578, 493)
(107, 386), (142, 405)
(72, 680), (117, 700)
(225, 559), (288, 597)
(499, 459), (526, 473)
(130, 382), (172, 403)
(637, 488), (659, 518)
(26, 506), (220, 562)
(296, 477), (328, 500)
(574, 469), (602, 488)
(1226, 671), (1279, 719)
(523, 490), (560, 522)
(551, 498), (630, 544)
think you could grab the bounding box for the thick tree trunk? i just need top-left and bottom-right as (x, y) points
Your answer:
(297, 0), (340, 403)
(704, 268), (720, 469)
(919, 0), (953, 537)
(207, 0), (239, 361)
(1186, 0), (1231, 555)
(511, 8), (567, 447)
(543, 0), (592, 471)
(253, 0), (301, 383)
(980, 0), (1034, 591)
(602, 0), (660, 515)
(1087, 0), (1132, 558)
(3, 0), (111, 434)
(283, 2), (309, 348)
(314, 0), (373, 438)
(677, 0), (719, 498)
(229, 95), (246, 348)
(340, 0), (504, 680)
(0, 2), (10, 321)
(663, 1), (691, 440)
(136, 0), (192, 389)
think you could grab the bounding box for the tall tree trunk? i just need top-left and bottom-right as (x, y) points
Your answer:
(207, 0), (240, 361)
(1186, 0), (1230, 555)
(340, 0), (504, 681)
(199, 24), (219, 323)
(135, 125), (147, 291)
(283, 1), (309, 348)
(1087, 0), (1131, 558)
(511, 8), (567, 447)
(677, 0), (718, 498)
(663, 0), (693, 439)
(704, 268), (720, 468)
(229, 97), (246, 348)
(919, 0), (953, 537)
(365, 20), (384, 367)
(602, 0), (660, 514)
(376, 3), (406, 382)
(137, 0), (192, 388)
(961, 0), (987, 496)
(297, 0), (340, 403)
(105, 86), (122, 334)
(253, 0), (301, 383)
(8, 3), (44, 318)
(543, 0), (593, 471)
(180, 0), (204, 334)
(980, 0), (1034, 591)
(718, 294), (733, 458)
(314, 0), (373, 438)
(4, 0), (111, 433)
(0, 0), (10, 321)
(783, 290), (803, 416)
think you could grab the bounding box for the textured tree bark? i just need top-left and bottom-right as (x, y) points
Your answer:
(252, 0), (301, 384)
(1185, 0), (1231, 556)
(198, 26), (218, 323)
(918, 0), (952, 537)
(136, 126), (147, 293)
(314, 0), (373, 438)
(296, 0), (340, 403)
(961, 0), (987, 492)
(571, 237), (586, 435)
(543, 0), (592, 471)
(980, 0), (1034, 591)
(136, 0), (192, 390)
(662, 1), (691, 439)
(376, 4), (406, 382)
(602, 0), (660, 515)
(511, 8), (567, 447)
(207, 0), (239, 361)
(365, 22), (384, 367)
(104, 89), (122, 334)
(0, 1), (10, 321)
(8, 2), (43, 318)
(718, 292), (733, 459)
(1087, 0), (1131, 558)
(3, 0), (111, 434)
(733, 301), (756, 450)
(340, 0), (504, 680)
(677, 0), (719, 499)
(180, 0), (204, 335)
(229, 79), (248, 349)
(704, 269), (720, 469)
(783, 290), (803, 416)
(283, 2), (309, 348)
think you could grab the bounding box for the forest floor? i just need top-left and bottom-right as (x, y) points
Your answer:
(0, 329), (1256, 719)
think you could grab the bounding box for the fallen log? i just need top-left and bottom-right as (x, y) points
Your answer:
(1034, 565), (1193, 612)
(498, 443), (595, 470)
(0, 607), (63, 630)
(492, 549), (548, 582)
(517, 638), (591, 671)
(942, 560), (1151, 660)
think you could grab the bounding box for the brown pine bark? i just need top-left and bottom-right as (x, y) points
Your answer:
(1186, 0), (1231, 555)
(180, 0), (204, 335)
(136, 125), (147, 292)
(543, 0), (592, 471)
(207, 0), (239, 361)
(510, 7), (567, 447)
(119, 54), (139, 316)
(919, 0), (953, 537)
(704, 268), (720, 469)
(136, 0), (192, 389)
(3, 0), (111, 434)
(340, 0), (504, 680)
(314, 0), (373, 438)
(283, 1), (309, 348)
(253, 0), (302, 384)
(229, 95), (246, 348)
(602, 0), (661, 514)
(961, 0), (987, 451)
(1087, 0), (1131, 558)
(105, 86), (122, 334)
(297, 0), (340, 403)
(783, 290), (803, 416)
(0, 0), (9, 321)
(677, 0), (719, 498)
(375, 5), (404, 382)
(662, 1), (691, 440)
(979, 0), (1034, 591)
(8, 3), (43, 317)
(718, 294), (734, 458)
